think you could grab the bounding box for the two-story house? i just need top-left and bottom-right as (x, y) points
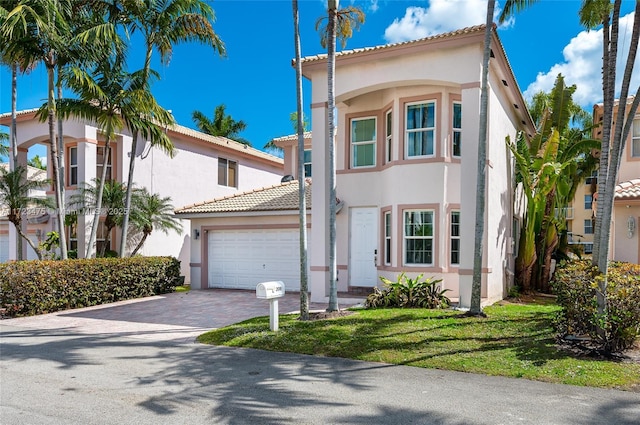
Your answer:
(0, 109), (285, 282)
(178, 25), (535, 307)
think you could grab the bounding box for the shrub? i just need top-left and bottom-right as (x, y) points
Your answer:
(0, 256), (181, 318)
(366, 272), (451, 309)
(552, 259), (640, 352)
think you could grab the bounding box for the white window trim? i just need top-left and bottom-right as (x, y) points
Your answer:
(303, 149), (312, 178)
(69, 146), (78, 185)
(405, 100), (436, 159)
(452, 102), (462, 158)
(584, 194), (592, 210)
(351, 116), (377, 168)
(384, 211), (391, 266)
(584, 219), (593, 234)
(450, 210), (460, 266)
(385, 109), (392, 164)
(403, 209), (435, 266)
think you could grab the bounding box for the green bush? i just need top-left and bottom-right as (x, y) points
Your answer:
(552, 259), (640, 352)
(0, 256), (181, 318)
(366, 272), (451, 309)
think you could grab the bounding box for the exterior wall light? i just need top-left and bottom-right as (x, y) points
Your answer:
(194, 229), (200, 240)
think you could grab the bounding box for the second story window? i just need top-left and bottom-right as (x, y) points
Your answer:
(218, 158), (237, 187)
(351, 117), (376, 168)
(303, 149), (312, 177)
(452, 102), (462, 158)
(406, 101), (435, 158)
(385, 110), (392, 163)
(69, 146), (78, 185)
(96, 146), (113, 180)
(584, 219), (593, 234)
(584, 194), (592, 210)
(633, 118), (640, 157)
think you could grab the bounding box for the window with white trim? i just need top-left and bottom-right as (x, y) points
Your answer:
(385, 110), (392, 163)
(584, 194), (592, 210)
(450, 211), (460, 265)
(69, 146), (78, 185)
(351, 117), (376, 168)
(218, 158), (237, 187)
(584, 219), (593, 234)
(303, 149), (312, 177)
(405, 101), (435, 158)
(404, 210), (434, 265)
(452, 102), (462, 158)
(96, 146), (113, 180)
(384, 211), (391, 266)
(632, 118), (640, 157)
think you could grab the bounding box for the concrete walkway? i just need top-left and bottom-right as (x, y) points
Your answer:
(1, 289), (639, 424)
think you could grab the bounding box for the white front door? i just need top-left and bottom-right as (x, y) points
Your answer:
(349, 207), (378, 286)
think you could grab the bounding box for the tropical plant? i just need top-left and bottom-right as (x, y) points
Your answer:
(192, 104), (250, 145)
(0, 165), (52, 260)
(27, 154), (46, 170)
(128, 189), (182, 256)
(509, 75), (600, 293)
(53, 55), (173, 258)
(0, 131), (8, 158)
(316, 0), (364, 312)
(118, 0), (225, 258)
(69, 178), (130, 257)
(292, 0), (309, 320)
(365, 273), (450, 309)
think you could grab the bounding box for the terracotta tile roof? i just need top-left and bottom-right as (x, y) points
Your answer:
(615, 179), (640, 199)
(270, 132), (312, 143)
(175, 180), (311, 214)
(300, 25), (486, 64)
(0, 109), (283, 166)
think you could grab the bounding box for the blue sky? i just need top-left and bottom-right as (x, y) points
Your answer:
(1, 0), (639, 162)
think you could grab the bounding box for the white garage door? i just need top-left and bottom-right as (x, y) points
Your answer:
(208, 229), (305, 291)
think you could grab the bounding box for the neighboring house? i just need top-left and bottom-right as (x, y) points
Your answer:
(588, 97), (640, 264)
(179, 25), (535, 307)
(0, 163), (49, 262)
(0, 110), (284, 281)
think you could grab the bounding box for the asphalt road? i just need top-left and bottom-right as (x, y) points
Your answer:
(1, 323), (639, 425)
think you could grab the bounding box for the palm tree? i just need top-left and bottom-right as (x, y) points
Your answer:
(118, 0), (225, 258)
(27, 154), (46, 170)
(53, 56), (174, 258)
(292, 0), (309, 320)
(192, 104), (250, 145)
(0, 132), (8, 158)
(129, 189), (182, 256)
(316, 0), (364, 313)
(0, 165), (52, 260)
(70, 178), (129, 257)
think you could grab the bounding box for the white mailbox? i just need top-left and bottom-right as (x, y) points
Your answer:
(256, 281), (285, 299)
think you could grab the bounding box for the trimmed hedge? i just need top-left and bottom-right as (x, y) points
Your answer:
(552, 259), (640, 352)
(0, 256), (181, 318)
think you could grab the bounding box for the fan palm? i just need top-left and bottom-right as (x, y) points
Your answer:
(118, 0), (225, 257)
(129, 189), (182, 256)
(0, 165), (52, 260)
(0, 132), (8, 158)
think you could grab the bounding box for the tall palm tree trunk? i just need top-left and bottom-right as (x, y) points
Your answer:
(326, 0), (339, 312)
(56, 67), (68, 259)
(469, 0), (495, 315)
(86, 141), (112, 258)
(293, 0), (309, 320)
(46, 61), (67, 260)
(11, 62), (22, 260)
(131, 232), (149, 257)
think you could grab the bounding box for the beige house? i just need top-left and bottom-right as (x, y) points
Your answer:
(180, 25), (535, 307)
(0, 110), (284, 281)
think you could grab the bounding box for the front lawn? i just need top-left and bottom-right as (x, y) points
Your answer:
(198, 298), (640, 391)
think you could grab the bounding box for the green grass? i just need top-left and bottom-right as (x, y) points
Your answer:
(198, 298), (640, 391)
(175, 285), (190, 293)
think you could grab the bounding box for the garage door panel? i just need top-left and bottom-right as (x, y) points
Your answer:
(208, 229), (306, 291)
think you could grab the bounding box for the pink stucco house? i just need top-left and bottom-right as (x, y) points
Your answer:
(0, 109), (284, 281)
(178, 24), (535, 308)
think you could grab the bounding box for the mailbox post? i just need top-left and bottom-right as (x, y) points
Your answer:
(256, 281), (285, 331)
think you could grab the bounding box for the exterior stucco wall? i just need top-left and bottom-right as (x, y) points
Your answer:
(612, 203), (640, 264)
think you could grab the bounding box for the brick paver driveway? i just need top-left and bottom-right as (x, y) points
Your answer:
(0, 289), (340, 343)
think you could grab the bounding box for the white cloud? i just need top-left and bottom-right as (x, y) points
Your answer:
(369, 0), (379, 13)
(524, 12), (640, 108)
(383, 0), (502, 44)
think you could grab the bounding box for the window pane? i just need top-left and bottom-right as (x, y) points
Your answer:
(453, 103), (462, 128)
(71, 168), (78, 185)
(228, 160), (237, 187)
(451, 212), (460, 236)
(633, 138), (640, 157)
(385, 213), (391, 236)
(352, 118), (376, 142)
(407, 130), (434, 157)
(354, 143), (375, 167)
(633, 119), (640, 137)
(386, 111), (392, 137)
(385, 238), (391, 264)
(584, 194), (592, 210)
(451, 239), (460, 264)
(453, 132), (461, 157)
(70, 147), (77, 165)
(218, 158), (227, 186)
(303, 150), (312, 163)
